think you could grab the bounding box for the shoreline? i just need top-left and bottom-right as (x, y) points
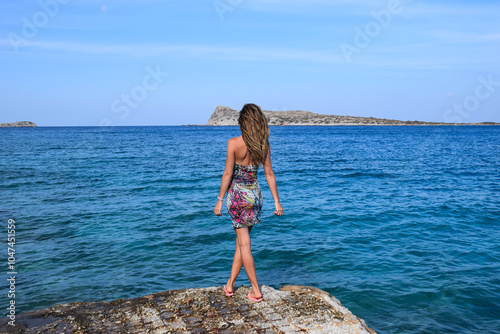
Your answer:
(0, 285), (377, 333)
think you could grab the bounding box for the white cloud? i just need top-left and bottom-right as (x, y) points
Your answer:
(0, 39), (344, 63)
(1, 37), (496, 70)
(430, 31), (500, 44)
(241, 0), (387, 14)
(400, 1), (500, 17)
(244, 0), (500, 19)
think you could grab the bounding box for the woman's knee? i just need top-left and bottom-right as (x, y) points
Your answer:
(237, 236), (251, 249)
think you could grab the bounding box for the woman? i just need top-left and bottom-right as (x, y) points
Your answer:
(214, 103), (283, 302)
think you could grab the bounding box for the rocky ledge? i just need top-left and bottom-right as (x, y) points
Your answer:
(0, 121), (37, 127)
(206, 106), (498, 126)
(0, 285), (376, 334)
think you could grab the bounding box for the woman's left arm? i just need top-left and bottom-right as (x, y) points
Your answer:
(214, 139), (235, 216)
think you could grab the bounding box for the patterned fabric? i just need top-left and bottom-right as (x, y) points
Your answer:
(226, 164), (263, 229)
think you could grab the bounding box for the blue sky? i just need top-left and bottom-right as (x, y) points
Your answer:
(1, 0), (499, 126)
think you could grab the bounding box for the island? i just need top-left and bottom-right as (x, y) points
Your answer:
(206, 106), (498, 126)
(0, 284), (377, 333)
(0, 121), (37, 127)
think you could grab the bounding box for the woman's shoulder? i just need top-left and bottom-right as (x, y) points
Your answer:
(226, 136), (243, 150)
(228, 135), (243, 143)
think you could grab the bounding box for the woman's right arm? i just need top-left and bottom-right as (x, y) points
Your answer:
(263, 146), (283, 216)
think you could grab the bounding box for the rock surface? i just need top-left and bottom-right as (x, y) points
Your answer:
(206, 106), (498, 126)
(0, 285), (376, 334)
(0, 121), (37, 127)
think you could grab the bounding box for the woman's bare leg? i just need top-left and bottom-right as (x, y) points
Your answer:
(226, 226), (253, 292)
(226, 237), (242, 292)
(233, 226), (261, 298)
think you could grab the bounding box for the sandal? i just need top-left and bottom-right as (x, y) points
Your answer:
(247, 290), (263, 302)
(223, 285), (234, 296)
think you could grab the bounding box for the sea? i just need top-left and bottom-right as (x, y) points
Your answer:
(1, 125), (499, 334)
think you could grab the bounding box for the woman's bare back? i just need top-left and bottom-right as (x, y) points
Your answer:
(233, 136), (255, 166)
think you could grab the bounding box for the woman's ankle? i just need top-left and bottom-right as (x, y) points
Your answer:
(250, 290), (262, 298)
(251, 285), (261, 294)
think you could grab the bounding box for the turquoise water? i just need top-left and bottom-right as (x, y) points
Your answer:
(1, 125), (499, 333)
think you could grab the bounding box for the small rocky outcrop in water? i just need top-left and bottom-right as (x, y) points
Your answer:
(206, 106), (498, 126)
(0, 121), (37, 127)
(0, 285), (376, 333)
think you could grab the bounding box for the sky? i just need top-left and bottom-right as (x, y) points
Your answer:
(0, 0), (499, 126)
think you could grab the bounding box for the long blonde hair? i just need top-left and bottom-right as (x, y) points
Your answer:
(238, 103), (270, 166)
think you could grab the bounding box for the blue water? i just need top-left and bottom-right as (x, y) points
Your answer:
(1, 125), (499, 333)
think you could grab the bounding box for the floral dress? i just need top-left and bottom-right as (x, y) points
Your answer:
(226, 164), (263, 229)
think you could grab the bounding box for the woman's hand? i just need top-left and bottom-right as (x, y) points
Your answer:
(274, 201), (283, 216)
(214, 200), (223, 216)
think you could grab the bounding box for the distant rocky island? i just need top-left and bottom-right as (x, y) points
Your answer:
(0, 284), (376, 333)
(0, 121), (37, 127)
(205, 106), (498, 126)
